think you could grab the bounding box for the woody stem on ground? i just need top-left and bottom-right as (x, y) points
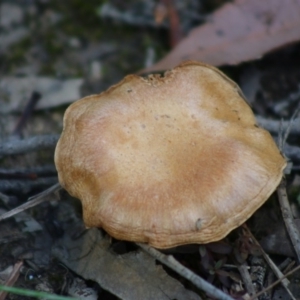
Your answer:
(137, 243), (234, 300)
(277, 178), (300, 262)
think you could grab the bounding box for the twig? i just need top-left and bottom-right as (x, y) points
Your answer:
(243, 225), (295, 300)
(237, 263), (256, 299)
(0, 261), (23, 300)
(277, 178), (300, 262)
(0, 191), (42, 233)
(281, 259), (295, 274)
(250, 264), (300, 300)
(0, 183), (61, 222)
(256, 116), (300, 135)
(0, 134), (59, 158)
(282, 105), (300, 148)
(0, 177), (57, 193)
(0, 165), (57, 180)
(272, 84), (300, 114)
(137, 243), (234, 300)
(161, 0), (182, 47)
(275, 105), (300, 263)
(284, 143), (300, 162)
(0, 191), (10, 202)
(12, 91), (41, 138)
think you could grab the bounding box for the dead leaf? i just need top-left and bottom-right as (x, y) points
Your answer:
(142, 0), (300, 72)
(53, 228), (200, 300)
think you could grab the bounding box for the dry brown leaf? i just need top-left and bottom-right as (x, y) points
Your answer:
(142, 0), (300, 73)
(53, 228), (201, 300)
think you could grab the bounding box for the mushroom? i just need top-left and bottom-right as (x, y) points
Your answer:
(55, 61), (286, 249)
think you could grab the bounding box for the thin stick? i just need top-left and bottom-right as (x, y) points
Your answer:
(237, 263), (256, 299)
(0, 191), (10, 202)
(0, 261), (23, 300)
(282, 105), (300, 147)
(243, 225), (295, 300)
(0, 183), (61, 222)
(256, 116), (300, 135)
(12, 91), (41, 138)
(0, 177), (58, 194)
(0, 134), (59, 158)
(250, 264), (300, 300)
(277, 178), (300, 262)
(137, 243), (234, 300)
(275, 105), (300, 263)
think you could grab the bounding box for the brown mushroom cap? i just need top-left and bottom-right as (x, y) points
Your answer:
(55, 61), (286, 249)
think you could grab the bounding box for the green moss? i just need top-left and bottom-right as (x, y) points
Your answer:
(3, 1), (171, 78)
(51, 0), (108, 40)
(4, 37), (31, 71)
(43, 32), (64, 56)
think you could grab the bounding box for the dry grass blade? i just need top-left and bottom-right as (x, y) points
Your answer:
(0, 183), (61, 222)
(0, 261), (23, 300)
(137, 243), (234, 300)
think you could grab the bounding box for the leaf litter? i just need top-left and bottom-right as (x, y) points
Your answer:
(1, 1), (300, 299)
(142, 0), (300, 73)
(53, 227), (200, 300)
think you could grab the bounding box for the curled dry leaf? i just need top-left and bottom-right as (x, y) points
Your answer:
(142, 0), (300, 73)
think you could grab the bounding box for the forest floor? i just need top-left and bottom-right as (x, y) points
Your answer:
(1, 1), (300, 299)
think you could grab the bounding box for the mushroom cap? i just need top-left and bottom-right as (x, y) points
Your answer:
(55, 61), (286, 249)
